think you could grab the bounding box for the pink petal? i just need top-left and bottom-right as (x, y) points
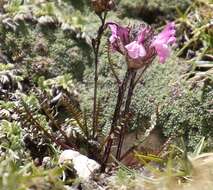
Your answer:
(155, 22), (176, 44)
(154, 43), (170, 63)
(108, 24), (117, 44)
(168, 36), (176, 44)
(125, 41), (146, 59)
(137, 28), (146, 43)
(161, 22), (175, 35)
(107, 22), (129, 45)
(137, 26), (151, 43)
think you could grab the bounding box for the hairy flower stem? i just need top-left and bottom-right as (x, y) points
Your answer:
(116, 64), (152, 160)
(116, 69), (137, 160)
(92, 13), (107, 138)
(101, 69), (132, 171)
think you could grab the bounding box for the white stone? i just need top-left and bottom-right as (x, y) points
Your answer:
(14, 14), (25, 22)
(59, 150), (101, 181)
(38, 16), (56, 25)
(59, 150), (80, 163)
(61, 23), (74, 32)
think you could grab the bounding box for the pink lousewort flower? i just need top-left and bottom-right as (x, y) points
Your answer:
(125, 34), (146, 59)
(107, 21), (176, 68)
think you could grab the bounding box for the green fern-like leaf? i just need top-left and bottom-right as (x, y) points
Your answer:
(61, 95), (88, 136)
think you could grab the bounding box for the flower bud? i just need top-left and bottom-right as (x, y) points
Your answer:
(91, 0), (115, 14)
(107, 0), (115, 11)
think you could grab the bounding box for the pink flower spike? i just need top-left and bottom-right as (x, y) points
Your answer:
(152, 22), (176, 63)
(125, 41), (146, 59)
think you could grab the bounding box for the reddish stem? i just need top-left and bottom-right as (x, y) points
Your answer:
(101, 69), (131, 171)
(92, 12), (107, 138)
